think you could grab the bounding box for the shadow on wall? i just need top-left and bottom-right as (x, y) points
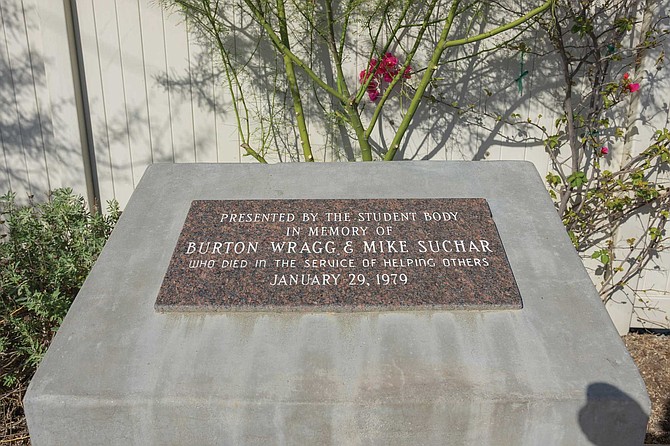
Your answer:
(578, 382), (649, 446)
(0, 0), (86, 203)
(155, 13), (305, 163)
(406, 1), (669, 164)
(385, 1), (551, 161)
(634, 2), (670, 144)
(153, 1), (668, 165)
(156, 0), (564, 162)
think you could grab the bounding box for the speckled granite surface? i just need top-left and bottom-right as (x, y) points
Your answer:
(155, 198), (521, 311)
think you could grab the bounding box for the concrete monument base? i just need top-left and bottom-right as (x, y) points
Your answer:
(24, 162), (649, 445)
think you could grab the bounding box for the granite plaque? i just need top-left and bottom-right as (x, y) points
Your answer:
(155, 198), (521, 311)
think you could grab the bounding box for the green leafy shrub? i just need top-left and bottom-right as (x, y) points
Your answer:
(0, 189), (120, 390)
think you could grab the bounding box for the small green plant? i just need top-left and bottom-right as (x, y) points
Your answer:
(0, 189), (120, 390)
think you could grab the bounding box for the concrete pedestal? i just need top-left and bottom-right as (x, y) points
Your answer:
(24, 162), (649, 445)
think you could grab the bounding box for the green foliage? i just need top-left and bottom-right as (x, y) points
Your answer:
(614, 16), (634, 33)
(591, 249), (610, 265)
(546, 172), (561, 187)
(546, 128), (670, 255)
(570, 15), (593, 37)
(567, 171), (587, 188)
(0, 189), (119, 389)
(545, 134), (561, 150)
(529, 0), (670, 311)
(649, 227), (663, 241)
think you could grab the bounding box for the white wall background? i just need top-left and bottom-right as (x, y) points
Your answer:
(1, 0), (81, 201)
(1, 0), (669, 331)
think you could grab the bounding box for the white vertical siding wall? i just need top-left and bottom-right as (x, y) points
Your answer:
(0, 0), (49, 199)
(75, 0), (242, 206)
(0, 0), (668, 330)
(0, 0), (88, 203)
(2, 1), (51, 200)
(625, 0), (670, 329)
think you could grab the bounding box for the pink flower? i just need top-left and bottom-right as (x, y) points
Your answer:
(627, 83), (640, 93)
(621, 72), (640, 93)
(600, 146), (609, 156)
(380, 54), (399, 81)
(382, 53), (398, 69)
(365, 76), (380, 101)
(360, 69), (376, 86)
(368, 58), (380, 74)
(359, 52), (411, 100)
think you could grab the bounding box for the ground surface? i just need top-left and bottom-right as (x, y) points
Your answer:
(0, 385), (29, 445)
(1, 332), (669, 445)
(625, 331), (670, 444)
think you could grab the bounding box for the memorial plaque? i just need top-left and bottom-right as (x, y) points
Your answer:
(155, 198), (521, 311)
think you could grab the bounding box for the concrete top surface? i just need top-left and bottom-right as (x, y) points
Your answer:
(25, 161), (650, 445)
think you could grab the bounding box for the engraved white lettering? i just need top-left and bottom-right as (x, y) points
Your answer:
(220, 259), (248, 268)
(270, 241), (336, 254)
(357, 212), (417, 222)
(423, 211), (458, 221)
(417, 240), (491, 253)
(325, 212), (351, 222)
(307, 226), (368, 237)
(185, 241), (258, 255)
(363, 240), (408, 253)
(382, 258), (436, 267)
(188, 259), (217, 268)
(186, 242), (196, 254)
(441, 257), (490, 267)
(304, 258), (356, 268)
(221, 213), (296, 223)
(269, 274), (341, 286)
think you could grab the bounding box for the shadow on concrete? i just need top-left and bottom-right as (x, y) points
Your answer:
(578, 382), (648, 446)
